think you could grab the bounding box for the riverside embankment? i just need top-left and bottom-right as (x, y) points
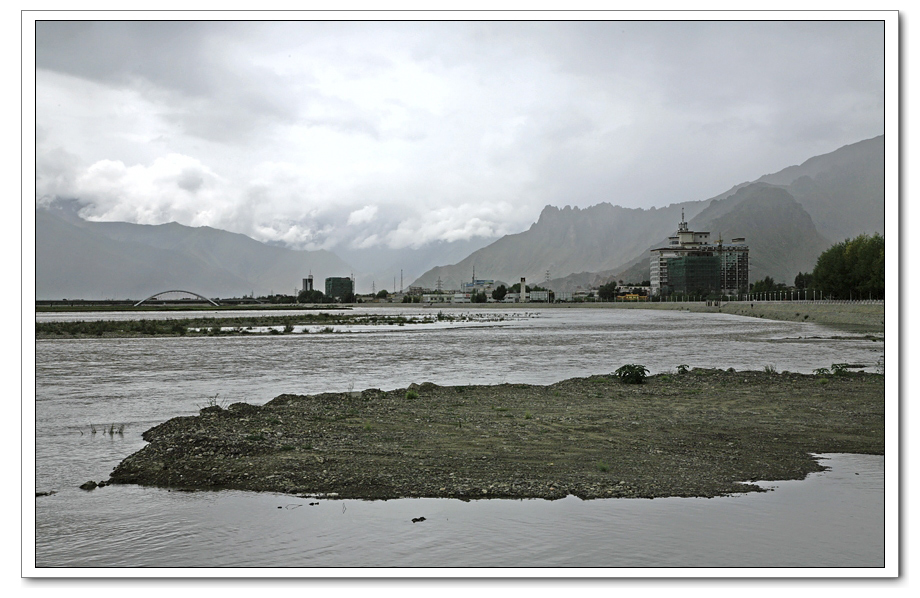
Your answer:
(107, 369), (884, 501)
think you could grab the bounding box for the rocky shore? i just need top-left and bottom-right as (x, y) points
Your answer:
(106, 369), (884, 501)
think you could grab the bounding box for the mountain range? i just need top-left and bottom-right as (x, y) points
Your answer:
(410, 135), (883, 291)
(35, 202), (354, 299)
(34, 135), (883, 299)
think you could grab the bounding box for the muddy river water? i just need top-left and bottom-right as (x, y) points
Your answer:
(31, 307), (887, 570)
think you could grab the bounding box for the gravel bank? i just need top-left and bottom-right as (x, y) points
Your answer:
(107, 370), (884, 501)
(370, 301), (885, 332)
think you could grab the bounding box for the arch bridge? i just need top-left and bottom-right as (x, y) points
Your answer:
(134, 290), (220, 307)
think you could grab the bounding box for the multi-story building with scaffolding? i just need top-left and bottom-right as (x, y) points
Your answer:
(650, 211), (749, 297)
(324, 276), (354, 301)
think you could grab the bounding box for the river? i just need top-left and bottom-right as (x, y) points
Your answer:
(30, 307), (887, 571)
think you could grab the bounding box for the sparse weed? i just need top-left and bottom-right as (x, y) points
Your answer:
(597, 461), (610, 472)
(676, 364), (690, 375)
(813, 367), (831, 376)
(197, 393), (227, 411)
(763, 364), (777, 374)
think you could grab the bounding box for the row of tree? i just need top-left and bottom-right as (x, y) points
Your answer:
(752, 233), (884, 300)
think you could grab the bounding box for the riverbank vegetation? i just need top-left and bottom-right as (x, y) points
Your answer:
(35, 311), (512, 338)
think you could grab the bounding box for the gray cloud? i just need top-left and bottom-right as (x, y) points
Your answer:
(34, 19), (885, 252)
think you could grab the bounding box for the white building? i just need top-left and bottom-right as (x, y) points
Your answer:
(650, 210), (749, 297)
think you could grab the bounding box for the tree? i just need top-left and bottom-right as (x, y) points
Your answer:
(794, 272), (814, 290)
(491, 285), (507, 301)
(812, 234), (884, 299)
(751, 276), (782, 294)
(471, 291), (488, 303)
(298, 289), (326, 303)
(597, 281), (618, 301)
(376, 289), (389, 299)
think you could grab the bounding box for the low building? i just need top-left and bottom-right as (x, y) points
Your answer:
(461, 279), (495, 294)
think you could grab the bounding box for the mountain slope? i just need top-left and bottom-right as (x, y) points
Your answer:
(755, 135), (884, 240)
(412, 135), (882, 292)
(692, 184), (830, 284)
(36, 207), (355, 299)
(411, 200), (709, 290)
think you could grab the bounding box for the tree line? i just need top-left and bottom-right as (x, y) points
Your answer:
(751, 233), (883, 300)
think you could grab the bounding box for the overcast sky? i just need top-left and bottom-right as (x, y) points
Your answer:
(34, 19), (884, 252)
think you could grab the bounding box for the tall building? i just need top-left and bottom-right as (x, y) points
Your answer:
(650, 211), (749, 297)
(324, 276), (354, 301)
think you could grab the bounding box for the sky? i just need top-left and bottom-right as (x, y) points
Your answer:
(33, 18), (885, 253)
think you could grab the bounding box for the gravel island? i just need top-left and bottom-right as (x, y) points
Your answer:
(108, 369), (884, 500)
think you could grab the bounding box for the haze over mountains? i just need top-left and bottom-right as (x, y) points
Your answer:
(35, 135), (883, 299)
(411, 135), (883, 291)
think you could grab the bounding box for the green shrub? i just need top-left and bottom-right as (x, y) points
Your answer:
(613, 364), (649, 384)
(406, 390), (419, 400)
(597, 461), (610, 472)
(831, 363), (852, 375)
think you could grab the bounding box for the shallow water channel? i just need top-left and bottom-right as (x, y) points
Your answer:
(31, 307), (886, 570)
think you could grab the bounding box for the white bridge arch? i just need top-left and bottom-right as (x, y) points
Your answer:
(133, 290), (220, 307)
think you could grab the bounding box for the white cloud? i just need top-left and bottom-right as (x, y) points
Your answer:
(384, 203), (516, 250)
(74, 154), (227, 226)
(346, 205), (379, 226)
(34, 20), (884, 255)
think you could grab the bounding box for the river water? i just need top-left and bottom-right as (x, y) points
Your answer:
(30, 307), (887, 571)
